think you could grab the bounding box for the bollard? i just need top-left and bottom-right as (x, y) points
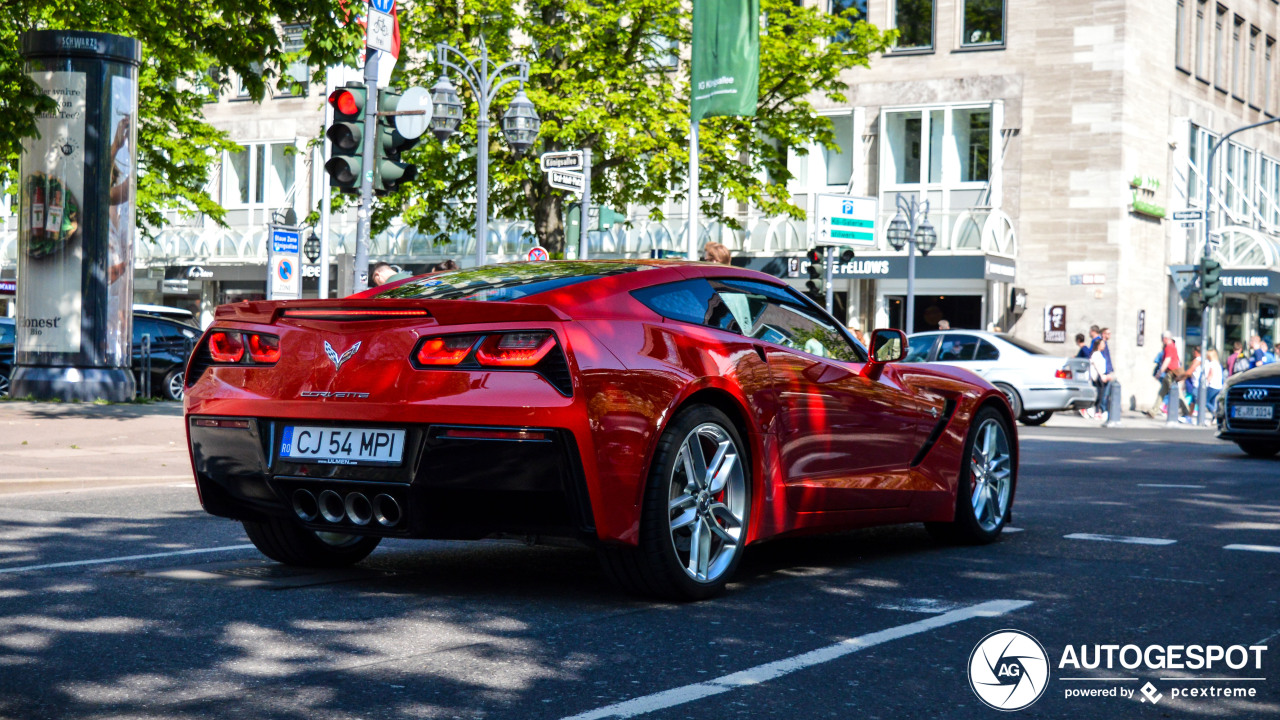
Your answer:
(140, 334), (151, 398)
(1105, 380), (1123, 427)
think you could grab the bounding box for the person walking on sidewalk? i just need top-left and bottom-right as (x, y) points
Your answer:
(1150, 331), (1186, 419)
(1202, 347), (1224, 421)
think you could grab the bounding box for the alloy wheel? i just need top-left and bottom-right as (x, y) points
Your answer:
(167, 372), (185, 401)
(969, 418), (1012, 532)
(0, 373), (8, 398)
(667, 423), (746, 583)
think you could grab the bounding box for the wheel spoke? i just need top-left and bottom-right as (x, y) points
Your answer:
(669, 494), (695, 512)
(670, 507), (698, 531)
(707, 448), (738, 494)
(683, 436), (709, 490)
(972, 478), (988, 517)
(695, 518), (712, 578)
(687, 517), (703, 576)
(708, 504), (740, 545)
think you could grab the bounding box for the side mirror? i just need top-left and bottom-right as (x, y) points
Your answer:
(869, 328), (908, 364)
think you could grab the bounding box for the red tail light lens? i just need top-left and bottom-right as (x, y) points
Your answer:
(247, 333), (281, 363)
(416, 334), (480, 366)
(476, 332), (555, 367)
(208, 331), (245, 363)
(1055, 368), (1073, 379)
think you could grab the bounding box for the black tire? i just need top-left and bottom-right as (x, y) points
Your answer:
(598, 405), (751, 601)
(242, 518), (381, 567)
(1019, 410), (1052, 426)
(926, 406), (1015, 545)
(0, 370), (9, 399)
(1237, 441), (1280, 458)
(994, 383), (1022, 419)
(163, 369), (184, 401)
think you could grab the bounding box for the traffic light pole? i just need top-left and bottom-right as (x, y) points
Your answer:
(580, 147), (592, 260)
(352, 53), (380, 294)
(824, 246), (834, 314)
(1197, 115), (1280, 424)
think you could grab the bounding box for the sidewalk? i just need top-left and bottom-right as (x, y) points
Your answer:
(1034, 408), (1217, 432)
(0, 400), (191, 494)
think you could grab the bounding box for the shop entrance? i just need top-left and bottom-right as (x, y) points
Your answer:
(887, 294), (983, 332)
(1259, 300), (1279, 349)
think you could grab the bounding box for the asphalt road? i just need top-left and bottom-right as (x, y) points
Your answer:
(0, 414), (1275, 719)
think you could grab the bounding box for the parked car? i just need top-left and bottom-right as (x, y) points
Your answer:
(1215, 364), (1280, 457)
(133, 303), (196, 324)
(905, 330), (1095, 426)
(185, 261), (1019, 599)
(133, 313), (200, 400)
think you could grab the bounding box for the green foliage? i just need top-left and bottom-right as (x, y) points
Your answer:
(381, 0), (892, 252)
(1, 0), (363, 238)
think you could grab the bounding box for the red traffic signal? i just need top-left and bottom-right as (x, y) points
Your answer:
(807, 248), (823, 264)
(328, 88), (363, 118)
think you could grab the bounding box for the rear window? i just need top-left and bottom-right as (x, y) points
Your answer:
(997, 334), (1050, 355)
(374, 262), (647, 302)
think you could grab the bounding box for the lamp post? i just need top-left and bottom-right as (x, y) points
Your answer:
(432, 38), (541, 268)
(884, 194), (938, 334)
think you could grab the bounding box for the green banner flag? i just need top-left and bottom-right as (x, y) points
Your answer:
(691, 0), (760, 122)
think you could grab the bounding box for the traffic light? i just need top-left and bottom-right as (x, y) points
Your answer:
(324, 83), (367, 193)
(597, 207), (627, 230)
(805, 247), (825, 299)
(1201, 258), (1222, 302)
(373, 88), (421, 195)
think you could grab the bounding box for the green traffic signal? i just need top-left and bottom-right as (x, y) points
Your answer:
(373, 89), (421, 195)
(1201, 257), (1222, 302)
(324, 83), (367, 193)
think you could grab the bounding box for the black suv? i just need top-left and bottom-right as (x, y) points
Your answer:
(0, 314), (199, 400)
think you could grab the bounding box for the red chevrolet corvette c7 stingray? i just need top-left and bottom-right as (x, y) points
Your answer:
(184, 260), (1017, 599)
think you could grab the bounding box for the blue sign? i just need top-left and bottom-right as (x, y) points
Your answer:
(369, 0), (394, 14)
(271, 228), (300, 254)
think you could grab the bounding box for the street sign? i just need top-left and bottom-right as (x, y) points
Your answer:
(1170, 264), (1199, 300)
(1208, 232), (1223, 251)
(369, 0), (394, 13)
(1172, 210), (1205, 221)
(394, 86), (432, 140)
(815, 194), (877, 246)
(527, 245), (550, 262)
(269, 225), (302, 300)
(548, 169), (585, 194)
(1181, 222), (1199, 228)
(540, 151), (584, 172)
(366, 8), (395, 53)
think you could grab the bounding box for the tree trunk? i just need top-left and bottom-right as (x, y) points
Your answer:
(532, 182), (564, 254)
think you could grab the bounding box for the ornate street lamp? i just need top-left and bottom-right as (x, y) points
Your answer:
(886, 195), (934, 334)
(435, 38), (539, 267)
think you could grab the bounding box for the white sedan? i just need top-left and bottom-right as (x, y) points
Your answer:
(905, 330), (1097, 425)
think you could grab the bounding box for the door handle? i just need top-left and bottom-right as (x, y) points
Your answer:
(753, 344), (767, 363)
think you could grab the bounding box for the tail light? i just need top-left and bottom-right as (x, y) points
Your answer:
(247, 333), (281, 363)
(1055, 368), (1073, 379)
(475, 332), (555, 367)
(208, 331), (245, 363)
(416, 334), (481, 366)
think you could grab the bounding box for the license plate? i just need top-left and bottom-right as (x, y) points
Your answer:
(1231, 405), (1274, 420)
(280, 426), (406, 465)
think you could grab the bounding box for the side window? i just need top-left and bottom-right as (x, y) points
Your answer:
(904, 335), (937, 363)
(937, 334), (981, 362)
(133, 318), (160, 346)
(0, 323), (13, 345)
(630, 279), (716, 326)
(714, 280), (864, 362)
(975, 340), (1000, 361)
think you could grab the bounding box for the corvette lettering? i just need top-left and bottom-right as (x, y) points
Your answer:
(299, 391), (370, 399)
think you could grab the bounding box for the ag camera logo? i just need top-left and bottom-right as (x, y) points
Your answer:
(969, 629), (1050, 711)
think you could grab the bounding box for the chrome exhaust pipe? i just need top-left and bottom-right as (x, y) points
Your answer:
(318, 490), (345, 523)
(344, 492), (373, 526)
(373, 494), (401, 527)
(291, 489), (319, 522)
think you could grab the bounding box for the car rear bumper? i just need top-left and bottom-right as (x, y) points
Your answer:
(1020, 383), (1097, 412)
(188, 416), (596, 542)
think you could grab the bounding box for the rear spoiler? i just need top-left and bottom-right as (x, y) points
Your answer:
(214, 298), (571, 325)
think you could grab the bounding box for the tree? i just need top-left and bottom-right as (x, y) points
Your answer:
(1, 0), (363, 237)
(385, 0), (893, 254)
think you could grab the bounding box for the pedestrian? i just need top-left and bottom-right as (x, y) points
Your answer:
(937, 319), (951, 330)
(1075, 333), (1090, 358)
(1179, 347), (1203, 422)
(433, 259), (459, 272)
(1095, 327), (1117, 422)
(371, 262), (396, 286)
(1088, 325), (1102, 355)
(701, 242), (731, 264)
(1226, 340), (1245, 377)
(1149, 330), (1186, 419)
(1203, 347), (1224, 421)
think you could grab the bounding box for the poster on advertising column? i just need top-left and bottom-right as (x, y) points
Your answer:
(19, 69), (86, 354)
(105, 74), (137, 367)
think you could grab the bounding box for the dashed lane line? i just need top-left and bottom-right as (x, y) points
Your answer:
(0, 545), (256, 574)
(557, 599), (1033, 720)
(1137, 483), (1206, 489)
(1224, 544), (1280, 554)
(1064, 533), (1177, 546)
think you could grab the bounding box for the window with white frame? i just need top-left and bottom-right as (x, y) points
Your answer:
(828, 0), (867, 44)
(824, 114), (856, 187)
(881, 104), (994, 189)
(892, 0), (934, 52)
(1188, 123), (1216, 206)
(1232, 16), (1245, 99)
(1215, 5), (1228, 91)
(1176, 0), (1189, 70)
(223, 142), (297, 208)
(1225, 142), (1253, 218)
(1258, 156), (1280, 228)
(1195, 0), (1209, 80)
(960, 0), (1003, 48)
(280, 25), (310, 97)
(1249, 26), (1260, 107)
(787, 113), (857, 190)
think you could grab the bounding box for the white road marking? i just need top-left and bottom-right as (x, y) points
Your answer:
(1224, 544), (1280, 554)
(0, 482), (196, 499)
(0, 475), (191, 484)
(557, 599), (1032, 720)
(1003, 527), (1025, 533)
(874, 598), (963, 614)
(1127, 576), (1207, 585)
(1137, 483), (1206, 489)
(0, 545), (256, 574)
(1064, 533), (1176, 546)
(1160, 677), (1267, 681)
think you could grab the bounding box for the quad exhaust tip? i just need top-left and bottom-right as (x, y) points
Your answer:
(295, 488), (401, 528)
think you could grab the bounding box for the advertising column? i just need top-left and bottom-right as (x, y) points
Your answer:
(14, 31), (141, 401)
